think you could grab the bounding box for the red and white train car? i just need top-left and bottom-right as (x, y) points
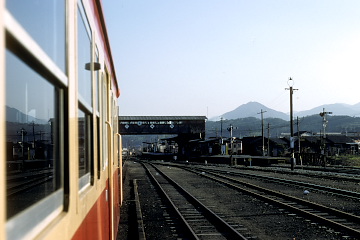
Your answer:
(0, 0), (123, 239)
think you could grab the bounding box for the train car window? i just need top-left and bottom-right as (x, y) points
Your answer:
(5, 49), (64, 238)
(95, 46), (100, 113)
(102, 72), (109, 170)
(113, 99), (118, 166)
(77, 3), (93, 188)
(77, 7), (92, 110)
(97, 116), (101, 179)
(95, 47), (101, 179)
(78, 109), (91, 189)
(115, 106), (120, 168)
(77, 2), (97, 190)
(4, 0), (66, 237)
(6, 0), (66, 72)
(5, 49), (63, 217)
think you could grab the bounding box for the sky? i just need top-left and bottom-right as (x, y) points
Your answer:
(102, 0), (360, 118)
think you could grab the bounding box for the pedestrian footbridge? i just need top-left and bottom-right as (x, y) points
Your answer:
(118, 116), (207, 138)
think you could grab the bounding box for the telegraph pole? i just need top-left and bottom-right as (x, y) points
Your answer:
(296, 117), (300, 153)
(320, 108), (332, 139)
(258, 109), (267, 156)
(227, 124), (234, 165)
(286, 77), (298, 170)
(320, 108), (332, 165)
(267, 123), (270, 156)
(18, 128), (27, 171)
(220, 117), (223, 154)
(228, 124), (234, 153)
(220, 117), (223, 139)
(297, 117), (302, 167)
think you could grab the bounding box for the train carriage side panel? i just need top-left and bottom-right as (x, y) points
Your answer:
(90, 0), (120, 99)
(1, 0), (121, 239)
(0, 0), (6, 239)
(71, 181), (110, 240)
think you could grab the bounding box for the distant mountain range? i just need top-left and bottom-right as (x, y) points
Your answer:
(210, 101), (360, 121)
(206, 114), (360, 138)
(295, 102), (360, 118)
(6, 106), (48, 124)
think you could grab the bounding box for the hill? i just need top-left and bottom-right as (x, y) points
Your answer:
(206, 115), (360, 138)
(210, 101), (360, 121)
(211, 102), (289, 121)
(297, 103), (360, 117)
(6, 106), (47, 124)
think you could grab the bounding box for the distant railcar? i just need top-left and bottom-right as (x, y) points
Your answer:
(0, 0), (123, 239)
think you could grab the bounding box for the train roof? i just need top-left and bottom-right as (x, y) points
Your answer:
(92, 0), (120, 97)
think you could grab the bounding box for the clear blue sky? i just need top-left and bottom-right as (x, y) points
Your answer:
(103, 0), (360, 118)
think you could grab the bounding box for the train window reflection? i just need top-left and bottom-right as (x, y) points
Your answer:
(102, 73), (109, 170)
(6, 0), (66, 72)
(78, 4), (93, 189)
(95, 46), (100, 113)
(5, 50), (61, 219)
(78, 109), (91, 189)
(78, 7), (92, 109)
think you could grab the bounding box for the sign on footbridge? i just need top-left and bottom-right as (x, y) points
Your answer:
(118, 116), (207, 138)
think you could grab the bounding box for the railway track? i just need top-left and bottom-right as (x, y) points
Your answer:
(239, 165), (360, 183)
(179, 166), (360, 239)
(142, 162), (253, 240)
(189, 166), (360, 200)
(272, 165), (360, 176)
(6, 169), (53, 196)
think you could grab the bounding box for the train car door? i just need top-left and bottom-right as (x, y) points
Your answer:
(113, 103), (121, 230)
(101, 71), (111, 239)
(104, 71), (115, 240)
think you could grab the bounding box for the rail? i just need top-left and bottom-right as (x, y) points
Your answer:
(184, 166), (360, 238)
(142, 162), (249, 240)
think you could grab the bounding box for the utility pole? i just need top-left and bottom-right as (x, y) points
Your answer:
(296, 117), (300, 153)
(320, 108), (332, 139)
(297, 117), (302, 167)
(258, 109), (267, 156)
(286, 77), (298, 170)
(32, 121), (36, 147)
(220, 117), (224, 154)
(227, 124), (234, 165)
(320, 108), (332, 165)
(18, 128), (27, 171)
(220, 117), (223, 139)
(267, 123), (270, 156)
(228, 124), (234, 153)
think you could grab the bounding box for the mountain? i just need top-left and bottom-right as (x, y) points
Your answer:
(206, 115), (360, 139)
(210, 102), (360, 121)
(6, 106), (47, 124)
(353, 102), (360, 110)
(211, 102), (289, 121)
(297, 103), (360, 117)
